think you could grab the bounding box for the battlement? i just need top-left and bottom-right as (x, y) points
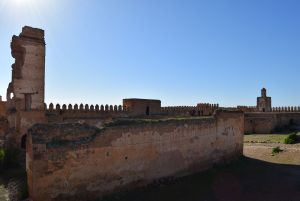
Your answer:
(161, 103), (219, 116)
(197, 103), (219, 108)
(272, 106), (300, 112)
(235, 105), (300, 113)
(237, 106), (257, 112)
(45, 103), (127, 113)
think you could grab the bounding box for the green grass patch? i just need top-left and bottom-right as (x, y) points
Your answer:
(272, 146), (283, 154)
(284, 133), (298, 144)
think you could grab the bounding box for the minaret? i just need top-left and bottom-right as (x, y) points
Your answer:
(261, 88), (267, 98)
(257, 88), (272, 112)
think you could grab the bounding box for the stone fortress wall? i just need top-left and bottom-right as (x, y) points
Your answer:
(27, 110), (244, 201)
(43, 102), (220, 128)
(0, 26), (299, 201)
(45, 103), (128, 127)
(44, 100), (299, 136)
(237, 105), (300, 113)
(244, 112), (300, 134)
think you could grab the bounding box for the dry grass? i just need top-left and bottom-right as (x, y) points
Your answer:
(244, 133), (300, 144)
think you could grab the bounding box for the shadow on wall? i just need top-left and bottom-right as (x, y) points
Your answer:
(100, 156), (300, 201)
(273, 118), (300, 133)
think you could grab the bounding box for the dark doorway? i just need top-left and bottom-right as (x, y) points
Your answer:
(146, 106), (150, 116)
(262, 108), (265, 112)
(21, 134), (27, 149)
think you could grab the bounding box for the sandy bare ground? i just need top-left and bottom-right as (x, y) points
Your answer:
(244, 142), (300, 165)
(101, 141), (300, 201)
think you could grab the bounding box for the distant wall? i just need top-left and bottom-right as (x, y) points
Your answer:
(161, 103), (219, 117)
(245, 113), (300, 134)
(161, 106), (197, 116)
(27, 110), (244, 201)
(237, 106), (257, 113)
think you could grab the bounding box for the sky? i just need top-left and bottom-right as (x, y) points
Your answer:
(0, 0), (300, 107)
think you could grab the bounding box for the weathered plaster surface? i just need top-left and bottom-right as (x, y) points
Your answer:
(27, 110), (244, 201)
(245, 112), (300, 134)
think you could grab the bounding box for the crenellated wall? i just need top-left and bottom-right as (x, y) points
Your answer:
(237, 106), (257, 112)
(45, 103), (127, 113)
(27, 110), (244, 201)
(44, 103), (129, 127)
(271, 106), (300, 112)
(236, 106), (300, 113)
(161, 106), (197, 116)
(197, 103), (219, 116)
(161, 103), (219, 117)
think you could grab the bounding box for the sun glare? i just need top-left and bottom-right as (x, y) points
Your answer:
(1, 0), (42, 19)
(0, 0), (55, 25)
(12, 0), (32, 6)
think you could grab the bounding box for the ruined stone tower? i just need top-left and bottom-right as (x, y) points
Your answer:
(257, 88), (272, 112)
(6, 26), (46, 148)
(6, 26), (45, 110)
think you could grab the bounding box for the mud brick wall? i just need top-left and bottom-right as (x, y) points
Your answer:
(27, 110), (244, 201)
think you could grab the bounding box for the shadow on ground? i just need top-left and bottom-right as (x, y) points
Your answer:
(0, 165), (27, 201)
(100, 156), (300, 201)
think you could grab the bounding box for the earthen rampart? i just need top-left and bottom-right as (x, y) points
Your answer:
(27, 110), (244, 201)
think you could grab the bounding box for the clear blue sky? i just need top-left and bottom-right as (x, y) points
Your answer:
(0, 0), (299, 107)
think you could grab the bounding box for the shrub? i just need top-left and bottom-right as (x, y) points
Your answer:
(284, 133), (298, 144)
(272, 146), (283, 154)
(0, 148), (20, 169)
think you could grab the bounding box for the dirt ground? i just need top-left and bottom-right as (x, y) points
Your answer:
(101, 134), (300, 201)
